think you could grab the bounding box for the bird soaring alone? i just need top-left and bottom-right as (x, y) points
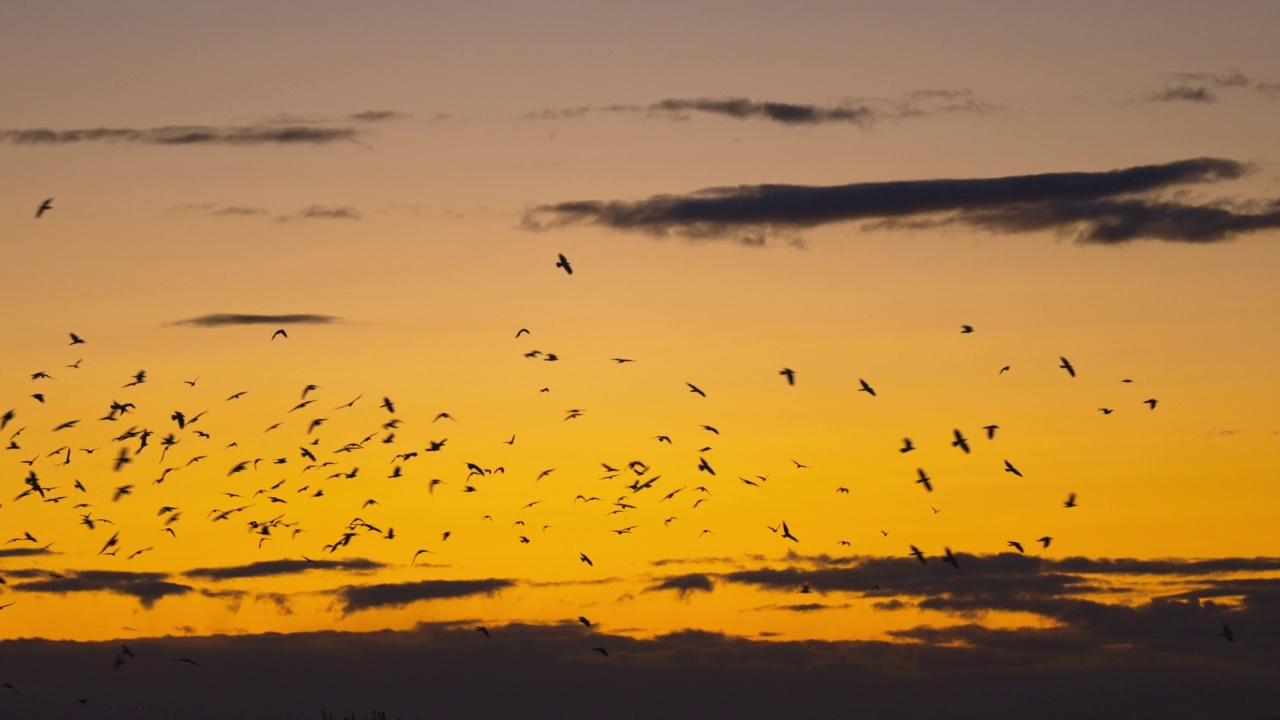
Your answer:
(36, 198), (53, 218)
(555, 253), (573, 275)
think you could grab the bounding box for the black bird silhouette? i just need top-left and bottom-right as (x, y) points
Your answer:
(515, 328), (530, 338)
(915, 468), (933, 492)
(960, 325), (974, 333)
(1008, 540), (1024, 553)
(780, 521), (799, 542)
(555, 253), (573, 275)
(578, 616), (592, 627)
(579, 552), (593, 567)
(1099, 408), (1114, 414)
(592, 647), (609, 657)
(1038, 536), (1053, 548)
(909, 545), (926, 563)
(1063, 492), (1077, 508)
(779, 368), (795, 385)
(476, 626), (490, 637)
(951, 429), (970, 454)
(36, 198), (53, 218)
(942, 547), (960, 568)
(1144, 398), (1158, 409)
(857, 379), (876, 396)
(69, 332), (85, 345)
(687, 383), (706, 397)
(1059, 356), (1076, 377)
(1003, 460), (1022, 478)
(271, 329), (287, 340)
(899, 438), (915, 453)
(984, 424), (999, 439)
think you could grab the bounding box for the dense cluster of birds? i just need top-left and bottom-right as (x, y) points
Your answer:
(2, 205), (1222, 705)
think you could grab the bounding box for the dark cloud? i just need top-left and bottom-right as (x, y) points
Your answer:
(646, 573), (715, 597)
(333, 578), (514, 613)
(11, 570), (191, 608)
(349, 110), (410, 122)
(648, 98), (877, 126)
(523, 90), (999, 127)
(524, 157), (1275, 245)
(0, 547), (55, 558)
(184, 558), (384, 581)
(296, 205), (362, 220)
(1146, 70), (1280, 103)
(0, 125), (358, 146)
(174, 313), (340, 328)
(1149, 85), (1216, 103)
(0, 623), (1275, 720)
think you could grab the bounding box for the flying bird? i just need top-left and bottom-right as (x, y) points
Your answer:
(915, 468), (933, 492)
(780, 521), (799, 542)
(1059, 356), (1076, 377)
(271, 329), (287, 340)
(1003, 460), (1023, 478)
(909, 545), (926, 564)
(960, 325), (974, 333)
(1063, 492), (1077, 508)
(69, 333), (85, 345)
(1008, 541), (1024, 553)
(579, 552), (593, 567)
(578, 616), (592, 627)
(36, 198), (53, 218)
(1220, 623), (1235, 643)
(1038, 536), (1053, 548)
(779, 368), (795, 385)
(899, 438), (915, 453)
(555, 253), (573, 275)
(951, 429), (970, 454)
(1144, 399), (1158, 409)
(687, 383), (706, 397)
(942, 547), (960, 569)
(857, 379), (876, 396)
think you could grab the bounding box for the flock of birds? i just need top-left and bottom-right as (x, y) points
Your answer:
(0, 205), (1235, 707)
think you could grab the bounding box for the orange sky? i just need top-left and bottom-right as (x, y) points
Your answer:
(0, 4), (1278, 717)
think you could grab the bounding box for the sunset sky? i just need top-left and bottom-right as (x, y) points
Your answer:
(1, 2), (1278, 718)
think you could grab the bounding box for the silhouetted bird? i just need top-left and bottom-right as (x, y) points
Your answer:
(555, 253), (573, 275)
(779, 368), (795, 385)
(1063, 492), (1077, 508)
(900, 438), (915, 453)
(916, 468), (933, 492)
(1003, 460), (1022, 477)
(1144, 399), (1158, 409)
(960, 325), (974, 333)
(36, 198), (53, 218)
(1059, 356), (1076, 377)
(858, 379), (876, 396)
(1008, 541), (1024, 553)
(1038, 536), (1053, 548)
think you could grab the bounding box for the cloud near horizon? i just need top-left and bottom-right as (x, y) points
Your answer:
(523, 157), (1280, 245)
(173, 313), (340, 328)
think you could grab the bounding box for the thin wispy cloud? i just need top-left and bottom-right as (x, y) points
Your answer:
(524, 90), (1000, 127)
(348, 110), (411, 122)
(0, 125), (359, 146)
(296, 205), (362, 220)
(524, 157), (1280, 245)
(333, 578), (515, 613)
(646, 573), (715, 598)
(174, 313), (340, 328)
(1145, 70), (1280, 104)
(185, 558), (384, 581)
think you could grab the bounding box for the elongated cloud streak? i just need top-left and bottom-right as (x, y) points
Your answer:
(174, 313), (339, 328)
(0, 125), (358, 146)
(525, 157), (1278, 244)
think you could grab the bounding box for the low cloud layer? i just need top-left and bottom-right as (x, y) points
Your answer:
(525, 157), (1280, 245)
(174, 313), (340, 328)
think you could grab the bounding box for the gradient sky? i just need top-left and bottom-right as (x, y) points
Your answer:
(1, 2), (1278, 718)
